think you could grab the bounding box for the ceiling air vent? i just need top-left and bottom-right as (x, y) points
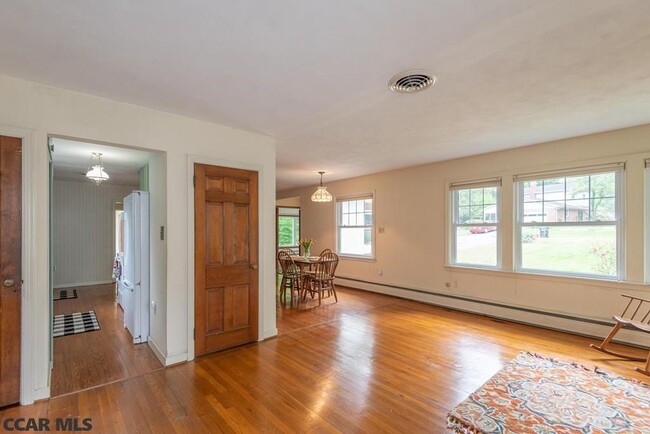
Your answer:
(388, 70), (436, 94)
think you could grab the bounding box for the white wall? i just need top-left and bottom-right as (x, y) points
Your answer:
(53, 180), (136, 287)
(147, 152), (168, 359)
(0, 74), (276, 404)
(279, 124), (650, 346)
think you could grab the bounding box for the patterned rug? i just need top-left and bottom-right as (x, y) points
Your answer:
(53, 311), (101, 338)
(448, 352), (650, 433)
(53, 288), (78, 301)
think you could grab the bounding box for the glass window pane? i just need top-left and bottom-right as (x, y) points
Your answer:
(542, 178), (565, 202)
(458, 190), (469, 206)
(524, 181), (541, 203)
(483, 187), (497, 206)
(521, 225), (617, 277)
(455, 227), (497, 267)
(523, 201), (545, 223)
(469, 205), (484, 222)
(278, 216), (299, 247)
(341, 202), (348, 214)
(565, 199), (589, 222)
(568, 175), (590, 200)
(593, 198), (615, 221)
(469, 189), (484, 205)
(339, 227), (372, 256)
(589, 173), (615, 198)
(458, 206), (470, 224)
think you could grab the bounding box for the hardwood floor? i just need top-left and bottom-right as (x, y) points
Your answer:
(2, 286), (648, 432)
(51, 284), (163, 397)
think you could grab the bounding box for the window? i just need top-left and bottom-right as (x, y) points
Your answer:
(515, 163), (624, 279)
(337, 195), (374, 258)
(450, 178), (501, 268)
(277, 207), (300, 254)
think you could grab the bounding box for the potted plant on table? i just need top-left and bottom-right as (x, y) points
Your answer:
(299, 238), (315, 259)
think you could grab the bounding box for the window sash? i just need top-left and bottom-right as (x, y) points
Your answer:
(515, 168), (623, 279)
(336, 195), (374, 258)
(450, 186), (501, 268)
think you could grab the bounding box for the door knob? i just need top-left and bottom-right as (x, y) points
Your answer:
(250, 264), (258, 270)
(3, 279), (15, 287)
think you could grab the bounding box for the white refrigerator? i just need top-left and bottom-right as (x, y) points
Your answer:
(122, 190), (150, 344)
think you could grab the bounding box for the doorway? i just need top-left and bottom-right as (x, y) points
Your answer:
(49, 137), (163, 396)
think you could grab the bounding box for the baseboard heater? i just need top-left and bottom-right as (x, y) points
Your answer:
(336, 276), (649, 349)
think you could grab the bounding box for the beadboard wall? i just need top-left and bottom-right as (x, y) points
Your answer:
(53, 180), (138, 288)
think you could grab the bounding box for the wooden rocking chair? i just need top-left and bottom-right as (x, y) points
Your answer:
(590, 294), (650, 376)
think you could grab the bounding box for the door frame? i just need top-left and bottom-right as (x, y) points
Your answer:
(186, 155), (274, 361)
(0, 125), (43, 405)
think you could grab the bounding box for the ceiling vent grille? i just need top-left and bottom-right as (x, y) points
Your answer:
(388, 70), (436, 94)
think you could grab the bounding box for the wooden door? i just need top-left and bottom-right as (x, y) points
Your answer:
(194, 164), (258, 356)
(0, 135), (21, 406)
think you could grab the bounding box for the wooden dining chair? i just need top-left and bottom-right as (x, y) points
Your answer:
(277, 250), (301, 305)
(318, 248), (333, 256)
(590, 293), (650, 376)
(302, 252), (338, 306)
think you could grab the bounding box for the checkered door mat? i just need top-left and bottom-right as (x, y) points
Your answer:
(53, 311), (101, 338)
(53, 288), (78, 301)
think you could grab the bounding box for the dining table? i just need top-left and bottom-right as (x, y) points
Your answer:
(290, 255), (321, 271)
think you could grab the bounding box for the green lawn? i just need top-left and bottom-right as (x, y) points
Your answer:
(456, 226), (617, 276)
(522, 226), (616, 276)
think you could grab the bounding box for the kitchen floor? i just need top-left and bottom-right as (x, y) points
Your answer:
(51, 283), (163, 397)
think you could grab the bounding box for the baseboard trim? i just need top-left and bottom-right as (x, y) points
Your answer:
(54, 280), (114, 289)
(165, 351), (189, 366)
(262, 327), (278, 340)
(21, 386), (50, 405)
(147, 337), (166, 366)
(337, 276), (649, 348)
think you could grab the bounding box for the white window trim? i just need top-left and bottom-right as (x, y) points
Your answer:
(336, 193), (375, 260)
(449, 178), (502, 269)
(514, 166), (625, 280)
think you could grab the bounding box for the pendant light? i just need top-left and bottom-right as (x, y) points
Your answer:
(86, 152), (110, 184)
(311, 171), (332, 202)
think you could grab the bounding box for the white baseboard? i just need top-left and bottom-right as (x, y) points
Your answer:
(262, 327), (278, 340)
(54, 280), (114, 289)
(21, 386), (50, 405)
(165, 352), (188, 366)
(147, 337), (166, 366)
(337, 277), (650, 349)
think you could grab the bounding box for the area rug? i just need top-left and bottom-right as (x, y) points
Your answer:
(53, 288), (78, 301)
(447, 351), (650, 434)
(53, 311), (100, 338)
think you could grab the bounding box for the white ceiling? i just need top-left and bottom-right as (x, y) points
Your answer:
(51, 138), (150, 186)
(2, 1), (650, 191)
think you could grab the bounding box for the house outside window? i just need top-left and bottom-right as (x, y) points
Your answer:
(337, 195), (374, 258)
(514, 163), (624, 279)
(449, 178), (501, 268)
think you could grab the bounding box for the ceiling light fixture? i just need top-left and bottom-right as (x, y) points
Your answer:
(388, 70), (436, 93)
(85, 152), (109, 184)
(311, 171), (332, 203)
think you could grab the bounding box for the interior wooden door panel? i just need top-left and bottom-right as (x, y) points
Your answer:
(194, 164), (258, 356)
(0, 135), (22, 407)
